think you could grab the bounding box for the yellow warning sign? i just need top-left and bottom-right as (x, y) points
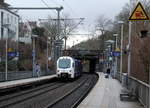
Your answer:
(8, 48), (13, 52)
(115, 48), (120, 52)
(129, 2), (149, 21)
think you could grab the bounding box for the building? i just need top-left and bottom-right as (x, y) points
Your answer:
(19, 21), (37, 44)
(0, 0), (19, 41)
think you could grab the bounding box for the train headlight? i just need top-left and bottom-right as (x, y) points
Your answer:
(57, 70), (59, 73)
(69, 70), (71, 72)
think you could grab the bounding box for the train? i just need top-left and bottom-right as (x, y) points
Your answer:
(56, 56), (82, 79)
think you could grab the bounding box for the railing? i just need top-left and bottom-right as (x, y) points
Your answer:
(0, 71), (32, 82)
(0, 70), (55, 82)
(116, 72), (149, 108)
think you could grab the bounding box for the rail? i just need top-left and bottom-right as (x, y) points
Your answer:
(46, 74), (98, 108)
(0, 82), (66, 108)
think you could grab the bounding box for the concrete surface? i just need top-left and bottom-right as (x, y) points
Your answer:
(0, 75), (56, 89)
(78, 73), (144, 108)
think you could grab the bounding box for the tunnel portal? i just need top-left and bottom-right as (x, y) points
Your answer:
(62, 50), (103, 73)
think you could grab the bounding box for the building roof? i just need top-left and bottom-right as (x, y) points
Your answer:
(0, 0), (10, 7)
(0, 0), (19, 17)
(1, 8), (20, 17)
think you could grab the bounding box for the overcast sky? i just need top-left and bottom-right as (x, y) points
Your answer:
(6, 0), (129, 22)
(5, 0), (129, 46)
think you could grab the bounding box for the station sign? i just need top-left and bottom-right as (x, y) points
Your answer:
(113, 51), (120, 57)
(129, 2), (150, 21)
(8, 52), (19, 57)
(8, 48), (13, 52)
(32, 51), (35, 57)
(54, 40), (63, 46)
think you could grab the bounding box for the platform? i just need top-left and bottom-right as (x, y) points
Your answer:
(78, 73), (144, 108)
(0, 75), (56, 89)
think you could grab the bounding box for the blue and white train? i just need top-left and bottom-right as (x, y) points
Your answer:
(56, 56), (82, 79)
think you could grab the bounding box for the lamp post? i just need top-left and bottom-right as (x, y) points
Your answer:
(105, 48), (109, 68)
(113, 34), (118, 78)
(64, 27), (69, 51)
(64, 36), (67, 51)
(46, 37), (50, 73)
(128, 0), (133, 77)
(56, 7), (63, 40)
(105, 40), (115, 76)
(3, 23), (10, 81)
(32, 35), (38, 77)
(118, 21), (124, 81)
(6, 29), (8, 81)
(105, 40), (115, 69)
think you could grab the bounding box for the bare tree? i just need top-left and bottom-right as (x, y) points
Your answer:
(96, 15), (112, 35)
(40, 14), (76, 41)
(95, 15), (112, 50)
(60, 14), (77, 50)
(61, 14), (76, 35)
(40, 17), (58, 41)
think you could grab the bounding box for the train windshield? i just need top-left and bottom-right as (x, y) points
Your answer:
(58, 59), (71, 69)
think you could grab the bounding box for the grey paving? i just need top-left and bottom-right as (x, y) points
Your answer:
(78, 73), (144, 108)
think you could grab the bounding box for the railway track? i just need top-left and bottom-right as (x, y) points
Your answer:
(47, 74), (98, 108)
(0, 74), (98, 108)
(46, 77), (89, 108)
(0, 81), (66, 108)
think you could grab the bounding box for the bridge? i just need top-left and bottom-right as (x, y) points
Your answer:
(62, 50), (104, 73)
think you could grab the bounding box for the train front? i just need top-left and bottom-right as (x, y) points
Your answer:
(56, 57), (74, 79)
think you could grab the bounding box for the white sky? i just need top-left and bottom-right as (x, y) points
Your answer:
(6, 0), (129, 47)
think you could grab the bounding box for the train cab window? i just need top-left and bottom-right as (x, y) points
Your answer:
(58, 59), (71, 69)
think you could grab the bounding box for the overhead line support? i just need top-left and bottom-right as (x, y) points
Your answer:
(6, 7), (63, 10)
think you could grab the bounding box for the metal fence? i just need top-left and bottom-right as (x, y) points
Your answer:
(0, 71), (55, 82)
(117, 72), (149, 108)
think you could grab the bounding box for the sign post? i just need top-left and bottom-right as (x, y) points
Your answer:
(128, 3), (150, 105)
(54, 40), (63, 63)
(113, 48), (121, 57)
(128, 2), (150, 77)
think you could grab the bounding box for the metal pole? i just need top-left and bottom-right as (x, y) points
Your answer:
(57, 9), (60, 40)
(56, 7), (63, 39)
(115, 36), (118, 54)
(101, 30), (105, 72)
(7, 7), (63, 10)
(54, 7), (63, 63)
(128, 0), (132, 76)
(128, 22), (132, 76)
(73, 41), (75, 48)
(116, 36), (118, 78)
(64, 23), (67, 51)
(64, 37), (67, 51)
(46, 39), (49, 73)
(149, 65), (150, 108)
(5, 28), (8, 81)
(32, 37), (35, 77)
(120, 24), (124, 79)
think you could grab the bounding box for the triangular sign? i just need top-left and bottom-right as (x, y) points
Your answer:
(115, 48), (120, 52)
(129, 2), (149, 21)
(8, 48), (13, 52)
